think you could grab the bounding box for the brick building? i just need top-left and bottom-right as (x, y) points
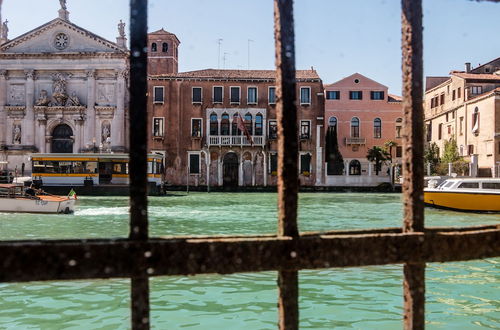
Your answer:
(424, 58), (500, 177)
(147, 30), (324, 188)
(324, 73), (403, 186)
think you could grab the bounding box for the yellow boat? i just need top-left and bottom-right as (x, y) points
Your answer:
(424, 178), (500, 212)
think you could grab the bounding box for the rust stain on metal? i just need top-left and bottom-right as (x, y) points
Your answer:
(274, 0), (299, 239)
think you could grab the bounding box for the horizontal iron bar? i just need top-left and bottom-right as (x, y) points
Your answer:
(1, 225), (498, 283)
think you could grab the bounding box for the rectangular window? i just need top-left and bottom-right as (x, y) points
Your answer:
(153, 86), (164, 103)
(452, 90), (456, 100)
(440, 93), (445, 105)
(438, 123), (442, 140)
(269, 120), (277, 139)
(192, 87), (202, 103)
(468, 144), (474, 155)
(452, 111), (455, 119)
(447, 125), (451, 134)
(458, 87), (461, 99)
(396, 146), (403, 158)
(370, 91), (385, 100)
(189, 154), (200, 174)
(426, 123), (432, 141)
(247, 87), (257, 104)
(213, 86), (223, 103)
(152, 117), (164, 137)
(300, 153), (311, 174)
(300, 121), (311, 140)
(326, 91), (340, 100)
(446, 113), (449, 121)
(349, 91), (363, 100)
(269, 153), (277, 174)
(470, 86), (483, 95)
(230, 86), (240, 103)
(191, 118), (202, 137)
(374, 124), (381, 138)
(459, 116), (464, 135)
(268, 87), (276, 104)
(300, 87), (311, 104)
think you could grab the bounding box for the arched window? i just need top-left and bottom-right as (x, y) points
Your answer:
(373, 118), (381, 138)
(232, 113), (240, 135)
(328, 116), (337, 127)
(151, 42), (157, 52)
(349, 160), (361, 175)
(472, 107), (479, 135)
(221, 113), (230, 136)
(245, 113), (253, 135)
(351, 117), (360, 137)
(162, 42), (168, 53)
(395, 117), (403, 138)
(209, 113), (218, 135)
(255, 113), (263, 136)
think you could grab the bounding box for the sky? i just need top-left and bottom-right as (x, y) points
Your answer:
(2, 0), (500, 95)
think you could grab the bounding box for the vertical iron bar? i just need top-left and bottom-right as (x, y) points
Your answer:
(401, 0), (425, 329)
(129, 0), (149, 329)
(275, 1), (299, 329)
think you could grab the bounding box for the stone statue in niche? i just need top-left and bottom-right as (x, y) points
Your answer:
(12, 124), (21, 144)
(66, 91), (81, 106)
(51, 73), (68, 106)
(35, 90), (51, 106)
(101, 123), (111, 144)
(118, 20), (125, 38)
(1, 20), (8, 40)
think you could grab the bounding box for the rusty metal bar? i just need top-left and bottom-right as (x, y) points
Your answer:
(1, 226), (498, 283)
(401, 0), (425, 328)
(274, 0), (299, 238)
(275, 0), (299, 328)
(129, 0), (149, 329)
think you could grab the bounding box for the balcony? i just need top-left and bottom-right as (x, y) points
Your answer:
(208, 135), (265, 147)
(345, 137), (366, 145)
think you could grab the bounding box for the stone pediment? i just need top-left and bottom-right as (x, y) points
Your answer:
(0, 18), (126, 54)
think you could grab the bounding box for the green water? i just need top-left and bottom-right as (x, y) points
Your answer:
(0, 193), (499, 329)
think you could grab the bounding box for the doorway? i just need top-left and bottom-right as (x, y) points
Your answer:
(223, 152), (239, 188)
(51, 124), (73, 153)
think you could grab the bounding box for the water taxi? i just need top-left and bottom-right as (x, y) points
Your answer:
(424, 178), (500, 212)
(0, 184), (76, 214)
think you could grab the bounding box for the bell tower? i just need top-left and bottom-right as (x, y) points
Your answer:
(147, 28), (180, 75)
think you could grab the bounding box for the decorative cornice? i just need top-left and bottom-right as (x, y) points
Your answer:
(0, 19), (127, 53)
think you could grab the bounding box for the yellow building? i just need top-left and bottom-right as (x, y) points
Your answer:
(424, 58), (500, 177)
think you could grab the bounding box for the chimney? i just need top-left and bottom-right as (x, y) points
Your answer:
(465, 62), (471, 73)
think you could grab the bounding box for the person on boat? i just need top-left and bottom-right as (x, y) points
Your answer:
(25, 184), (36, 197)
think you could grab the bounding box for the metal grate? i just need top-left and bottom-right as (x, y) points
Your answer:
(1, 0), (500, 329)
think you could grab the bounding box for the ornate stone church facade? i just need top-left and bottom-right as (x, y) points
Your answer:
(0, 4), (128, 173)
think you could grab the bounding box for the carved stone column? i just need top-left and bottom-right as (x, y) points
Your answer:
(38, 118), (47, 153)
(24, 70), (36, 147)
(0, 70), (7, 146)
(111, 69), (126, 151)
(85, 69), (96, 150)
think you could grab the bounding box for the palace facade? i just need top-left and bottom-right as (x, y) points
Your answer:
(424, 59), (500, 177)
(0, 5), (129, 173)
(147, 30), (324, 188)
(324, 73), (403, 186)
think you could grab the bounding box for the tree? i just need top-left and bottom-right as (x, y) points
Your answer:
(384, 140), (398, 162)
(366, 146), (390, 175)
(325, 125), (344, 175)
(442, 137), (460, 164)
(424, 142), (440, 174)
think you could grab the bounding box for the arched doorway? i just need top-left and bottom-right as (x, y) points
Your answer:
(223, 152), (239, 188)
(51, 124), (73, 153)
(349, 160), (361, 175)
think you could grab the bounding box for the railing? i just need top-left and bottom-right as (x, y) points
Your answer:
(208, 135), (265, 146)
(345, 137), (366, 145)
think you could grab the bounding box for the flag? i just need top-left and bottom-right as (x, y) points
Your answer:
(68, 188), (77, 200)
(237, 113), (253, 146)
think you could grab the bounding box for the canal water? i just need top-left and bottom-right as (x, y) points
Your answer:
(0, 193), (498, 329)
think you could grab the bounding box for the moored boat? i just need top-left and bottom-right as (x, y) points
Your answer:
(0, 184), (76, 214)
(424, 178), (500, 212)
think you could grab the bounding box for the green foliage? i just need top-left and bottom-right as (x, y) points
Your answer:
(366, 146), (390, 175)
(424, 142), (440, 174)
(383, 140), (398, 162)
(442, 137), (460, 164)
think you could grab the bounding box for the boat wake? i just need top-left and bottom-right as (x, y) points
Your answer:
(75, 207), (129, 216)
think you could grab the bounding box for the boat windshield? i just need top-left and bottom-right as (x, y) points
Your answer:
(437, 181), (454, 189)
(457, 182), (479, 189)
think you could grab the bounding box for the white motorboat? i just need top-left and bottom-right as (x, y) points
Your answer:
(0, 184), (76, 214)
